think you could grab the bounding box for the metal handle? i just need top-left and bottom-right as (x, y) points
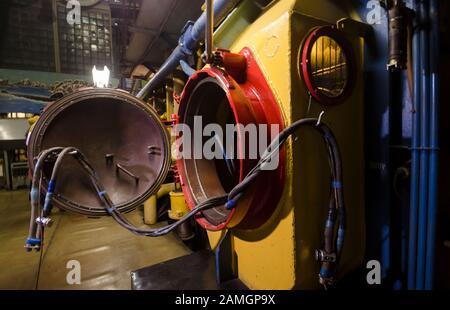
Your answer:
(204, 0), (214, 63)
(116, 163), (140, 185)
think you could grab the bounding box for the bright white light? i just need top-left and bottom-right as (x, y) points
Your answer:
(92, 65), (110, 88)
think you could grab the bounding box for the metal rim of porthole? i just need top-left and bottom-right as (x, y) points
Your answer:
(299, 25), (357, 106)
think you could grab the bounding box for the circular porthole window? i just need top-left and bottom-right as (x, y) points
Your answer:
(300, 26), (356, 105)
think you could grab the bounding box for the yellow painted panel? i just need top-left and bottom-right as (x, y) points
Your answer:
(207, 0), (365, 290)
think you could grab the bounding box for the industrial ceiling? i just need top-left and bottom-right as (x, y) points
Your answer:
(119, 0), (205, 73)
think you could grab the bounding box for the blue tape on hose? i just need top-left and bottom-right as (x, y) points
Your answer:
(319, 267), (334, 279)
(225, 199), (236, 210)
(337, 228), (345, 250)
(26, 238), (41, 246)
(48, 180), (56, 193)
(326, 219), (334, 228)
(30, 189), (39, 202)
(332, 181), (342, 189)
(43, 190), (53, 210)
(44, 189), (52, 201)
(99, 191), (106, 197)
(44, 192), (53, 200)
(106, 207), (116, 214)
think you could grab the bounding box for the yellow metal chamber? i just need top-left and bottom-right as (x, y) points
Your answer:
(208, 0), (365, 290)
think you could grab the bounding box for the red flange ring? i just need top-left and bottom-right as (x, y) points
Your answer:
(176, 48), (285, 231)
(300, 26), (357, 105)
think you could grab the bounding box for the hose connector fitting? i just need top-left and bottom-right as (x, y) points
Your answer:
(25, 238), (41, 252)
(314, 249), (337, 263)
(36, 217), (53, 228)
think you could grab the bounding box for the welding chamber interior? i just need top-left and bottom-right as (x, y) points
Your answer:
(179, 78), (239, 227)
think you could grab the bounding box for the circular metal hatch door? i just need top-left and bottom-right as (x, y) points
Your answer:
(27, 88), (171, 217)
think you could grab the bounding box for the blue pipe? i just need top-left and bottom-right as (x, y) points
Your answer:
(407, 0), (421, 290)
(179, 59), (196, 77)
(425, 0), (440, 290)
(416, 0), (430, 290)
(137, 0), (241, 99)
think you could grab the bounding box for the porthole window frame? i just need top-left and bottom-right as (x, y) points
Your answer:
(299, 26), (357, 106)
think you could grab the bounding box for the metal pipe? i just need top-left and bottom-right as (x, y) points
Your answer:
(407, 0), (421, 290)
(205, 0), (214, 63)
(387, 0), (409, 71)
(425, 0), (440, 290)
(179, 59), (196, 76)
(137, 0), (241, 99)
(52, 0), (61, 73)
(416, 0), (430, 290)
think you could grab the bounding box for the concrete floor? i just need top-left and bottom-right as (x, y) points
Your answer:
(0, 190), (191, 290)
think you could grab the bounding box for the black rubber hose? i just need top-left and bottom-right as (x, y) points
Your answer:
(29, 118), (346, 286)
(35, 120), (345, 250)
(26, 147), (64, 249)
(71, 151), (228, 237)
